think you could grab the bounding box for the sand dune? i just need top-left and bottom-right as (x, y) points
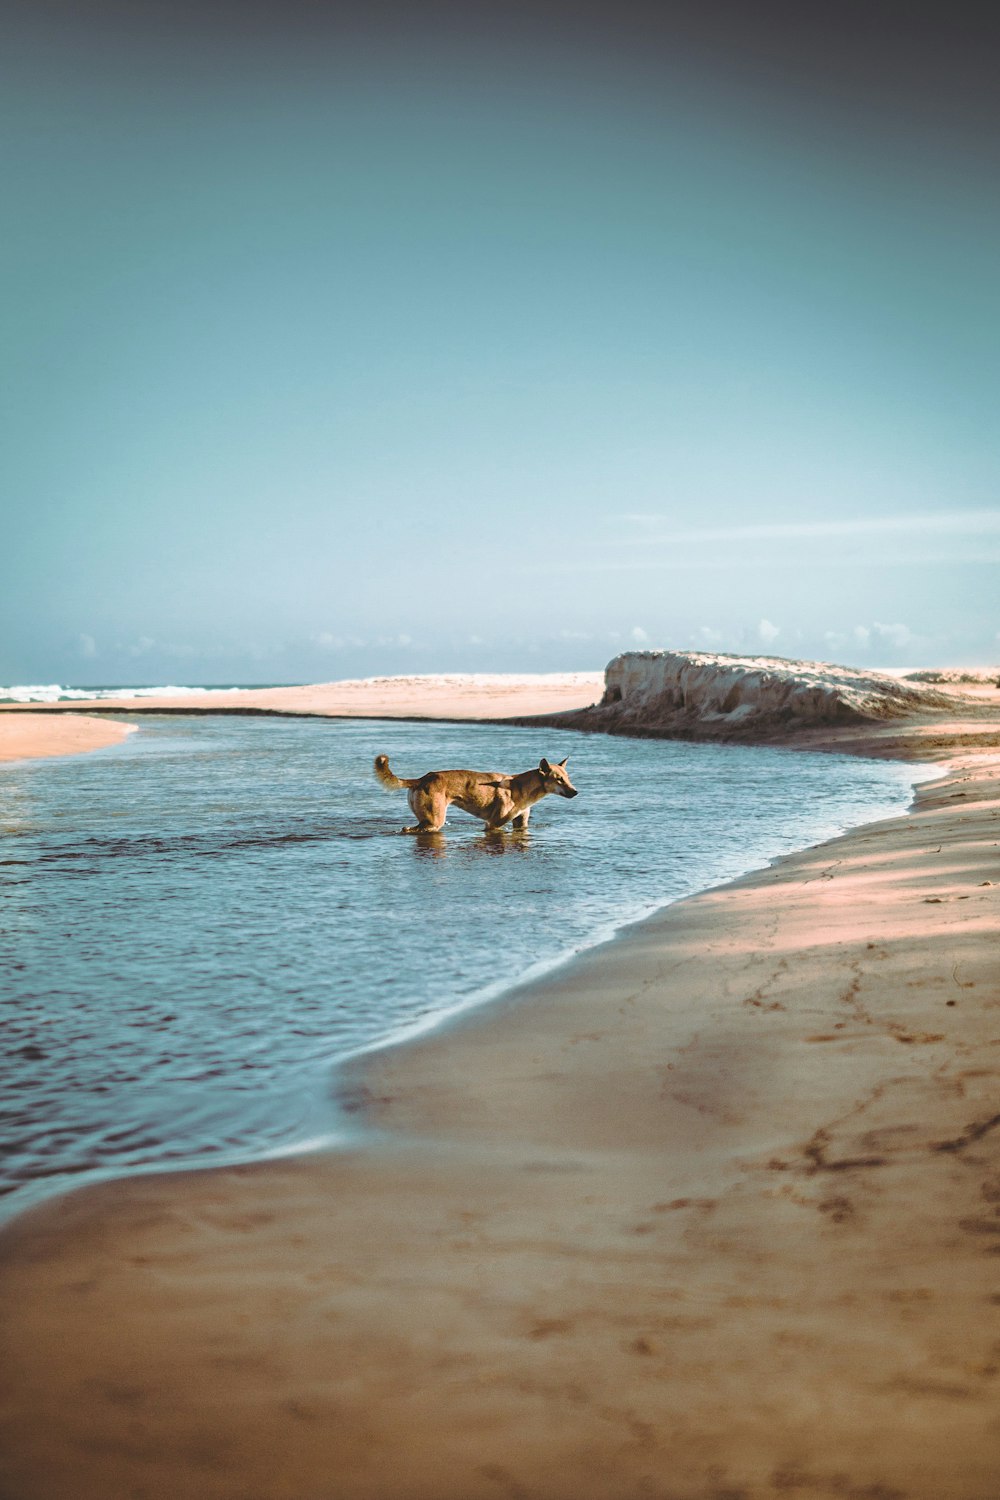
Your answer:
(531, 649), (974, 742)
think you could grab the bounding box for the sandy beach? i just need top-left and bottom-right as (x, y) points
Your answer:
(0, 672), (605, 726)
(0, 713), (136, 763)
(6, 0), (998, 1488)
(2, 677), (999, 1499)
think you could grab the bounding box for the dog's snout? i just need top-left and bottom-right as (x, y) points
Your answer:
(564, 786), (578, 798)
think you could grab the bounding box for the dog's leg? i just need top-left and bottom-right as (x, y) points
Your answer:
(480, 786), (517, 834)
(402, 788), (447, 834)
(510, 807), (531, 831)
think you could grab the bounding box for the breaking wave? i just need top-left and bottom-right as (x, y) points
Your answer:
(0, 684), (270, 703)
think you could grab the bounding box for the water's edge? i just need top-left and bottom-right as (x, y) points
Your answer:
(329, 756), (944, 1110)
(0, 723), (939, 1229)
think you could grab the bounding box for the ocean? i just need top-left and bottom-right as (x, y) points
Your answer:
(0, 683), (284, 703)
(0, 714), (929, 1221)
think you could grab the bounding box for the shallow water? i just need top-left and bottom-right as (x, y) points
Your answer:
(0, 716), (925, 1219)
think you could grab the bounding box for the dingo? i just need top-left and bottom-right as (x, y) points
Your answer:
(374, 754), (578, 833)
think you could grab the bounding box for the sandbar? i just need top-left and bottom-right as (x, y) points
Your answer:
(0, 713), (136, 763)
(0, 671), (605, 725)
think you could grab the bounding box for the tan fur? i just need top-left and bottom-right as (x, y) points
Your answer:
(374, 754), (578, 834)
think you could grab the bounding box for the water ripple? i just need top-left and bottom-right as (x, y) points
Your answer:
(0, 714), (924, 1220)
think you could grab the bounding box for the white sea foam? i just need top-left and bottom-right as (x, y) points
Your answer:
(0, 684), (92, 703)
(0, 683), (259, 703)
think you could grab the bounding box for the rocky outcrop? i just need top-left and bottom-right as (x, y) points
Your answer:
(531, 651), (957, 742)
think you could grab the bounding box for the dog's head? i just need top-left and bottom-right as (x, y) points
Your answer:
(538, 757), (578, 798)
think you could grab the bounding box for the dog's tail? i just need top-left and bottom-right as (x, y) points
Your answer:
(373, 754), (416, 791)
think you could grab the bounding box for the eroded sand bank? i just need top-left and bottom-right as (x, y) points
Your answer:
(0, 713), (136, 762)
(2, 704), (999, 1499)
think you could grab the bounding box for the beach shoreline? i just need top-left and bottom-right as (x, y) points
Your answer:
(2, 680), (1000, 1498)
(0, 712), (137, 763)
(0, 675), (604, 768)
(0, 672), (606, 731)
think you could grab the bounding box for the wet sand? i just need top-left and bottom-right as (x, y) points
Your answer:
(1, 705), (999, 1498)
(0, 713), (136, 762)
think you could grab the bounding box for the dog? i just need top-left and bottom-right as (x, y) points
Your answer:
(374, 754), (578, 833)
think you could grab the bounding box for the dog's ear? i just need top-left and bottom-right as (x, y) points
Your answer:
(558, 757), (568, 767)
(539, 758), (552, 775)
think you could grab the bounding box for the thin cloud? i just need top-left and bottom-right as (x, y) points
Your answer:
(872, 621), (913, 648)
(313, 632), (365, 651)
(852, 622), (914, 649)
(616, 509), (1000, 546)
(519, 543), (1000, 576)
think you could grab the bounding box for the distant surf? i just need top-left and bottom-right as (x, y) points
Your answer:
(0, 684), (289, 703)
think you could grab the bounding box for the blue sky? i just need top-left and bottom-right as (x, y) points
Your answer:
(3, 4), (998, 683)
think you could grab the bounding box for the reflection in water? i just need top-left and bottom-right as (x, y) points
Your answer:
(0, 714), (922, 1220)
(412, 827), (533, 859)
(474, 829), (532, 856)
(411, 830), (447, 859)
